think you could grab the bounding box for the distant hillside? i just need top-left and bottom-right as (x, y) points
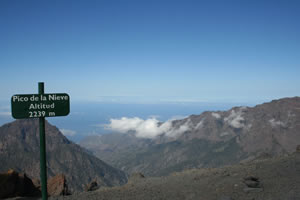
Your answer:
(0, 119), (127, 192)
(80, 97), (300, 176)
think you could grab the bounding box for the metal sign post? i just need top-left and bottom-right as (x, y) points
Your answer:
(39, 82), (47, 200)
(11, 82), (70, 200)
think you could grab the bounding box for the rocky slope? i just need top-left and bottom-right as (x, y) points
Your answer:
(80, 97), (300, 176)
(12, 150), (300, 200)
(0, 119), (127, 192)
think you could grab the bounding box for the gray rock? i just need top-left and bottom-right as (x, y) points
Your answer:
(243, 176), (262, 189)
(243, 187), (263, 193)
(218, 196), (234, 200)
(84, 180), (99, 192)
(243, 176), (259, 182)
(244, 180), (260, 188)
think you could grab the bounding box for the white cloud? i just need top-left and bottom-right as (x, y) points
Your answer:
(104, 117), (170, 138)
(211, 112), (221, 119)
(166, 119), (193, 137)
(269, 119), (285, 127)
(224, 109), (245, 128)
(104, 117), (192, 139)
(60, 129), (77, 137)
(0, 112), (11, 117)
(220, 132), (229, 137)
(0, 104), (11, 117)
(195, 120), (203, 129)
(246, 123), (252, 129)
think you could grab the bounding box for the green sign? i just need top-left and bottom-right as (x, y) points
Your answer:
(11, 83), (69, 200)
(11, 93), (70, 119)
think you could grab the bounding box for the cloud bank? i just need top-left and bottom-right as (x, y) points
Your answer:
(60, 129), (77, 137)
(104, 117), (192, 138)
(211, 112), (221, 119)
(0, 111), (11, 117)
(224, 109), (245, 128)
(269, 119), (285, 127)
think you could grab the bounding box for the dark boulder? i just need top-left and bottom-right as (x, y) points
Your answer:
(84, 180), (99, 192)
(47, 174), (70, 196)
(0, 169), (40, 198)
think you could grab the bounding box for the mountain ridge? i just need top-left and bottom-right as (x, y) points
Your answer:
(0, 119), (127, 192)
(80, 97), (300, 176)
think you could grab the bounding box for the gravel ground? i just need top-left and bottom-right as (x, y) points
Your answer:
(8, 152), (300, 200)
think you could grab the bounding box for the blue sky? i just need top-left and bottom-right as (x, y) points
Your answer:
(1, 0), (299, 103)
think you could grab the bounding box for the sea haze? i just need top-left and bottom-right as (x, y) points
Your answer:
(0, 100), (252, 143)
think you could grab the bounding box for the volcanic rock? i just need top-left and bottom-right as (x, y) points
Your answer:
(0, 169), (39, 198)
(243, 176), (261, 188)
(296, 145), (300, 152)
(47, 174), (70, 196)
(84, 180), (99, 192)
